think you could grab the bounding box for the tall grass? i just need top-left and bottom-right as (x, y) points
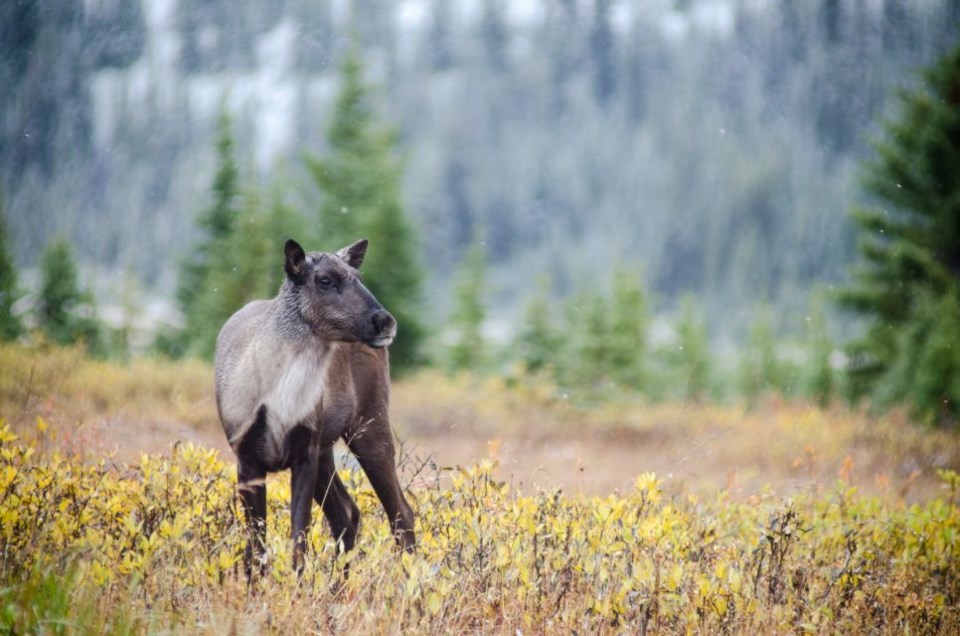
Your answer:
(0, 424), (958, 634)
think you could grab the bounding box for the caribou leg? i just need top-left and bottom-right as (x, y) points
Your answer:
(237, 462), (267, 582)
(314, 446), (361, 554)
(346, 421), (416, 552)
(288, 425), (320, 578)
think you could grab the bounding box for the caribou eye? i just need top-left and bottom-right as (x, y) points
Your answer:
(318, 276), (334, 288)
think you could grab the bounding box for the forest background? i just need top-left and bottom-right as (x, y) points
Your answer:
(1, 0), (959, 414)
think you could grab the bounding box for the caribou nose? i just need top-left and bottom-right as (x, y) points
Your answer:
(372, 310), (396, 336)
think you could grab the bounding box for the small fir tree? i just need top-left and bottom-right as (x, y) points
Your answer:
(173, 108), (242, 357)
(516, 276), (563, 375)
(191, 189), (274, 358)
(262, 183), (307, 294)
(448, 242), (487, 373)
(565, 289), (613, 392)
(36, 238), (102, 351)
(673, 295), (711, 403)
(804, 296), (834, 408)
(306, 48), (426, 374)
(738, 307), (782, 405)
(607, 267), (649, 392)
(838, 43), (960, 424)
(0, 193), (23, 341)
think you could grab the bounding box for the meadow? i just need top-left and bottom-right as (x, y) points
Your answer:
(1, 342), (958, 634)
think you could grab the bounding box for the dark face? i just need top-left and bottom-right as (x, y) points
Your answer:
(284, 239), (397, 348)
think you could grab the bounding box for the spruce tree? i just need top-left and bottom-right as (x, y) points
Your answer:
(516, 276), (563, 375)
(0, 192), (23, 341)
(37, 238), (82, 344)
(607, 267), (649, 392)
(804, 296), (834, 408)
(173, 108), (242, 358)
(306, 48), (426, 374)
(838, 43), (960, 424)
(36, 238), (101, 351)
(673, 295), (711, 403)
(737, 307), (782, 405)
(262, 183), (306, 294)
(448, 242), (487, 373)
(565, 289), (612, 393)
(191, 189), (274, 358)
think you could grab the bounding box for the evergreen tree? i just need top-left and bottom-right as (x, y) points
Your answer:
(306, 48), (426, 374)
(804, 296), (834, 408)
(173, 107), (242, 357)
(448, 242), (487, 373)
(306, 53), (374, 251)
(36, 238), (102, 351)
(0, 192), (23, 341)
(262, 182), (307, 294)
(191, 189), (274, 358)
(870, 291), (960, 424)
(516, 276), (563, 375)
(838, 44), (960, 424)
(565, 289), (612, 392)
(737, 307), (782, 405)
(672, 295), (711, 403)
(607, 267), (649, 392)
(37, 238), (82, 343)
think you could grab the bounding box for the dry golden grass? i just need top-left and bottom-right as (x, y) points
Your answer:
(2, 343), (957, 502)
(393, 372), (959, 502)
(0, 341), (220, 458)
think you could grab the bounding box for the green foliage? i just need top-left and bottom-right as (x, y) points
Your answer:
(563, 289), (611, 392)
(306, 48), (426, 374)
(871, 289), (960, 425)
(607, 267), (649, 391)
(36, 238), (103, 355)
(0, 564), (139, 635)
(170, 112), (305, 359)
(261, 184), (306, 294)
(668, 295), (712, 402)
(838, 43), (960, 425)
(173, 108), (243, 358)
(0, 193), (23, 341)
(515, 277), (563, 375)
(737, 307), (784, 405)
(803, 296), (835, 408)
(558, 267), (650, 396)
(447, 242), (487, 373)
(192, 192), (272, 358)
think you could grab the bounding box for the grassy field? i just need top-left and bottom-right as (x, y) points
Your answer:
(1, 342), (959, 634)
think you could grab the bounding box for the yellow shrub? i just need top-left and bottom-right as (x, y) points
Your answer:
(1, 419), (958, 634)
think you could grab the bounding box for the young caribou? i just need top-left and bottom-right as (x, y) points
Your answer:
(214, 238), (415, 578)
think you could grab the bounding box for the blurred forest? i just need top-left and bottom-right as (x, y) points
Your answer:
(1, 1), (958, 375)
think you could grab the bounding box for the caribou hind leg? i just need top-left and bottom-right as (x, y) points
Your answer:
(314, 446), (361, 554)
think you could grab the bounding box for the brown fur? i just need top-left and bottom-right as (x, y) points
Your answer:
(214, 238), (415, 580)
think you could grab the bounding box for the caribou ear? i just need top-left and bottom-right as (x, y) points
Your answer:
(337, 238), (369, 270)
(284, 239), (307, 283)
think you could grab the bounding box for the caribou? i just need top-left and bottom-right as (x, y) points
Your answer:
(214, 238), (415, 579)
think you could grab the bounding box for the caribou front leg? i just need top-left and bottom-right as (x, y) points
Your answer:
(237, 462), (267, 582)
(347, 419), (416, 552)
(289, 425), (320, 578)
